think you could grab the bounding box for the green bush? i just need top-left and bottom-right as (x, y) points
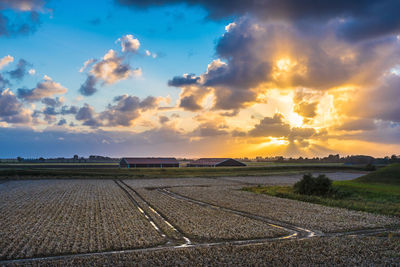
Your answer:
(294, 173), (333, 196)
(365, 163), (376, 171)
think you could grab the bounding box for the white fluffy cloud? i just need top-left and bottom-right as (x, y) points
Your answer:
(17, 75), (67, 102)
(89, 49), (141, 85)
(117, 34), (140, 53)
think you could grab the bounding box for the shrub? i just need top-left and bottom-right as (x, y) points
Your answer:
(294, 174), (333, 196)
(365, 163), (376, 171)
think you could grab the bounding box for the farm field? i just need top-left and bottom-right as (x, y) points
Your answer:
(0, 170), (399, 265)
(0, 164), (366, 180)
(0, 180), (164, 260)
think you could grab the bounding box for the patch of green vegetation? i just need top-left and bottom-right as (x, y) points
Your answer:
(355, 163), (400, 185)
(293, 174), (333, 196)
(0, 165), (364, 180)
(244, 165), (400, 217)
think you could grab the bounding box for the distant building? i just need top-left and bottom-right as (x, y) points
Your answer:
(119, 157), (179, 168)
(187, 158), (246, 167)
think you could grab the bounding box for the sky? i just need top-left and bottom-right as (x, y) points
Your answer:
(0, 0), (400, 158)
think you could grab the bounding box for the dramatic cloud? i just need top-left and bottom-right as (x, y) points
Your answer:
(0, 88), (31, 123)
(17, 75), (67, 101)
(7, 59), (31, 80)
(79, 75), (98, 96)
(116, 0), (400, 42)
(168, 15), (399, 113)
(0, 55), (13, 69)
(117, 34), (140, 53)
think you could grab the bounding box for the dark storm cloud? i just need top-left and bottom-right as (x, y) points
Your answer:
(206, 20), (271, 90)
(7, 59), (30, 80)
(79, 75), (98, 96)
(167, 73), (200, 87)
(116, 0), (400, 41)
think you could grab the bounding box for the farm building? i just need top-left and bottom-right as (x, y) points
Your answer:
(187, 158), (246, 167)
(120, 157), (179, 168)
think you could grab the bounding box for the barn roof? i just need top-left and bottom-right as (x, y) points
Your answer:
(122, 157), (179, 164)
(188, 158), (232, 165)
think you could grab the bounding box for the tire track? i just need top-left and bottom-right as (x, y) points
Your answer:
(158, 188), (313, 239)
(113, 180), (167, 240)
(1, 228), (394, 266)
(118, 180), (191, 247)
(160, 188), (393, 239)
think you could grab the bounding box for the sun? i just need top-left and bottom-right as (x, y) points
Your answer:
(276, 58), (293, 72)
(287, 112), (304, 128)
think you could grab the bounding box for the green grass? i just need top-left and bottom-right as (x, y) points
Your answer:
(244, 164), (400, 217)
(354, 163), (400, 185)
(0, 165), (364, 180)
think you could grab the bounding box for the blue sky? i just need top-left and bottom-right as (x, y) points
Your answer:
(0, 0), (227, 110)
